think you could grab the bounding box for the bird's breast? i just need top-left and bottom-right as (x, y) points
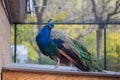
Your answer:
(36, 35), (50, 47)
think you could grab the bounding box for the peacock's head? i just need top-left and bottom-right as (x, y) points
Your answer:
(48, 22), (54, 29)
(48, 19), (54, 29)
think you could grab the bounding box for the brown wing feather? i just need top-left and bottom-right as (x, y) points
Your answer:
(58, 49), (76, 64)
(58, 43), (89, 71)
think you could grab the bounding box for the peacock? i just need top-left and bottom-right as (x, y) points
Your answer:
(36, 20), (101, 71)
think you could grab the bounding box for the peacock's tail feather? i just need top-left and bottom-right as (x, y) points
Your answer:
(72, 39), (92, 61)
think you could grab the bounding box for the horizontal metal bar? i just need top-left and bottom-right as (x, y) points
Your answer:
(13, 22), (120, 25)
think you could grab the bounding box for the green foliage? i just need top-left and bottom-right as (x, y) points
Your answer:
(53, 11), (69, 21)
(105, 28), (120, 71)
(54, 25), (85, 39)
(11, 24), (39, 62)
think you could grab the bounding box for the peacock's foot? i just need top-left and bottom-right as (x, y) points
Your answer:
(55, 65), (60, 70)
(54, 58), (60, 71)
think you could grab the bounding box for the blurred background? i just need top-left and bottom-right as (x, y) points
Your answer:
(11, 0), (120, 71)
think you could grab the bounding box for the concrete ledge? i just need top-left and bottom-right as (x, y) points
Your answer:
(2, 63), (120, 80)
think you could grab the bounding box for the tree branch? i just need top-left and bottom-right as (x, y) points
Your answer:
(38, 0), (47, 21)
(76, 25), (97, 39)
(107, 0), (120, 21)
(33, 0), (48, 30)
(101, 0), (110, 16)
(91, 0), (97, 20)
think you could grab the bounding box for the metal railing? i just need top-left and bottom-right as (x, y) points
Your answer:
(13, 21), (120, 70)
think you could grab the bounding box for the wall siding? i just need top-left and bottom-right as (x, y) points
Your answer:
(0, 1), (12, 80)
(2, 70), (120, 80)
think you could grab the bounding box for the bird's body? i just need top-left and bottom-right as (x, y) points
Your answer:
(36, 25), (59, 57)
(36, 21), (101, 72)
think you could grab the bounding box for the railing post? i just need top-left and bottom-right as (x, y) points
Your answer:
(14, 24), (17, 63)
(104, 25), (107, 70)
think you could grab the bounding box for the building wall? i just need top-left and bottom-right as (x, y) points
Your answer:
(0, 1), (12, 80)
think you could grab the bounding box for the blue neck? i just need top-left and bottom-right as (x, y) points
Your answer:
(36, 25), (51, 47)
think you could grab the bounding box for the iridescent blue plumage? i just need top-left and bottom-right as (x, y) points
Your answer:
(36, 25), (51, 48)
(53, 39), (64, 45)
(36, 22), (59, 57)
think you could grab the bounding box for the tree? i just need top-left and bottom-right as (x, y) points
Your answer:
(33, 0), (48, 30)
(79, 0), (120, 62)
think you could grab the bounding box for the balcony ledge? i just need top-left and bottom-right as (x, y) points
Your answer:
(1, 63), (120, 80)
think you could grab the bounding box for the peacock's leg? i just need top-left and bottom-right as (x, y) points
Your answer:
(57, 58), (60, 67)
(51, 56), (60, 70)
(55, 58), (60, 70)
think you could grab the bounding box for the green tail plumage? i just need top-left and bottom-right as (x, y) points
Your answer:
(72, 39), (102, 72)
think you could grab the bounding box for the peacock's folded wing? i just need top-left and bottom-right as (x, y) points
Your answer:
(51, 30), (91, 61)
(53, 38), (90, 71)
(51, 29), (102, 72)
(51, 29), (75, 46)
